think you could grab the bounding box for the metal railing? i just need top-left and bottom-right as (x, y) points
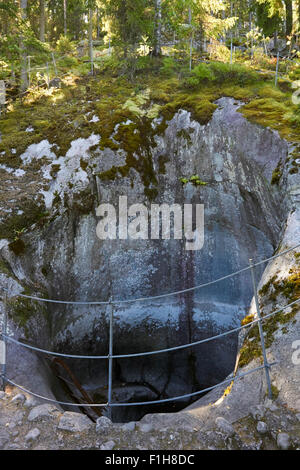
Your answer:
(0, 243), (299, 416)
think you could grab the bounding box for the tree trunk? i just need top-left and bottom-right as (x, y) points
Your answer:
(285, 0), (293, 37)
(89, 8), (94, 74)
(39, 0), (45, 42)
(20, 0), (28, 93)
(96, 6), (100, 39)
(63, 0), (67, 36)
(153, 0), (162, 56)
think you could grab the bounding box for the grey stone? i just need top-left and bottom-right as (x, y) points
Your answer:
(296, 413), (300, 422)
(215, 417), (235, 437)
(138, 423), (153, 433)
(25, 428), (41, 443)
(58, 412), (92, 432)
(250, 405), (265, 420)
(277, 432), (290, 450)
(122, 421), (136, 431)
(96, 416), (113, 433)
(24, 396), (39, 409)
(0, 429), (10, 448)
(0, 391), (6, 400)
(28, 404), (60, 422)
(6, 444), (21, 450)
(100, 440), (116, 450)
(11, 393), (26, 404)
(264, 398), (278, 412)
(256, 421), (268, 434)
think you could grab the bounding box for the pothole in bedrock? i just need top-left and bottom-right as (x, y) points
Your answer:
(2, 99), (289, 422)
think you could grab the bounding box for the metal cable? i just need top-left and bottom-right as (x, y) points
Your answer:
(2, 362), (274, 408)
(2, 297), (299, 360)
(2, 243), (300, 306)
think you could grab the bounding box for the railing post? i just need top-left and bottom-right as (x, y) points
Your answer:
(1, 294), (7, 392)
(107, 298), (114, 420)
(249, 259), (273, 399)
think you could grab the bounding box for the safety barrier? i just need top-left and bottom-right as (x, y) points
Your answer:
(0, 243), (299, 417)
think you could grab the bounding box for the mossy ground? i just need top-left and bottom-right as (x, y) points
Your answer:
(0, 59), (300, 241)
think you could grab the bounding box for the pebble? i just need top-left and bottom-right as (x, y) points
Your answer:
(96, 416), (113, 433)
(277, 432), (290, 450)
(215, 417), (235, 437)
(256, 421), (268, 434)
(122, 421), (136, 431)
(28, 404), (60, 422)
(25, 428), (41, 443)
(100, 440), (115, 450)
(138, 423), (153, 433)
(58, 412), (92, 432)
(11, 393), (26, 404)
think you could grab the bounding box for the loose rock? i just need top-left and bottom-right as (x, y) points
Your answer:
(58, 412), (92, 432)
(100, 440), (115, 450)
(11, 393), (26, 404)
(122, 421), (136, 431)
(215, 417), (235, 437)
(256, 421), (268, 434)
(28, 404), (60, 422)
(96, 416), (113, 433)
(277, 432), (290, 450)
(25, 428), (40, 443)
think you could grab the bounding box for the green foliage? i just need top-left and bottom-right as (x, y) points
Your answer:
(56, 35), (76, 55)
(208, 62), (258, 86)
(183, 62), (258, 89)
(181, 174), (208, 186)
(57, 55), (78, 69)
(160, 57), (177, 78)
(184, 63), (215, 88)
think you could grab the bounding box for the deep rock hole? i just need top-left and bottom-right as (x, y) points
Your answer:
(5, 101), (288, 423)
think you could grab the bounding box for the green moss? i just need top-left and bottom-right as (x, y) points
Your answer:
(177, 129), (192, 145)
(271, 161), (283, 185)
(0, 258), (13, 277)
(7, 294), (49, 334)
(269, 384), (280, 399)
(240, 270), (299, 368)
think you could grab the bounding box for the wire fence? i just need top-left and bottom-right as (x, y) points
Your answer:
(0, 243), (299, 415)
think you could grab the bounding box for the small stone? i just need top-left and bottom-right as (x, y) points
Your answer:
(11, 393), (25, 404)
(0, 430), (10, 448)
(28, 404), (60, 422)
(100, 440), (115, 450)
(96, 416), (113, 433)
(25, 428), (40, 443)
(0, 391), (6, 400)
(257, 421), (268, 434)
(11, 430), (19, 437)
(250, 405), (265, 420)
(6, 444), (21, 450)
(296, 414), (300, 422)
(277, 433), (290, 450)
(24, 396), (39, 409)
(122, 421), (136, 431)
(138, 423), (153, 433)
(215, 417), (235, 437)
(58, 412), (92, 432)
(264, 398), (278, 411)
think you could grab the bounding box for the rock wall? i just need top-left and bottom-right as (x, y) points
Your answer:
(0, 97), (292, 421)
